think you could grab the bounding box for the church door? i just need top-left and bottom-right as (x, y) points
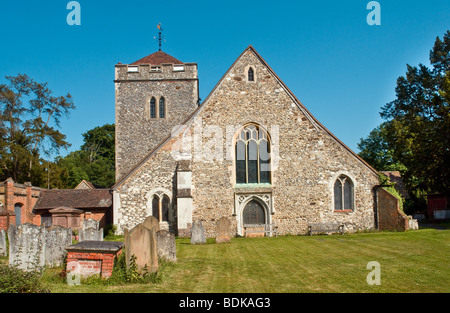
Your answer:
(243, 200), (266, 237)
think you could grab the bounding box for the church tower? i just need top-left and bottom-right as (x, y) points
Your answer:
(114, 51), (199, 180)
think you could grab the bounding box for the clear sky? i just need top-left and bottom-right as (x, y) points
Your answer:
(1, 0), (449, 158)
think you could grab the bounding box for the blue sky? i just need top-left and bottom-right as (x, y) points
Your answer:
(1, 0), (449, 159)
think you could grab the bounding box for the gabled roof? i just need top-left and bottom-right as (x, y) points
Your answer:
(34, 189), (112, 210)
(131, 51), (183, 65)
(113, 45), (378, 189)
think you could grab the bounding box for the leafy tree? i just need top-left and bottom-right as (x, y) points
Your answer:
(0, 74), (75, 184)
(359, 30), (450, 199)
(57, 123), (115, 188)
(358, 122), (406, 172)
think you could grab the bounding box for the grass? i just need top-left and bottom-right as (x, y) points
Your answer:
(43, 228), (450, 293)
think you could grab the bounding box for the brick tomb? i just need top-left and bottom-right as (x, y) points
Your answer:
(66, 241), (124, 280)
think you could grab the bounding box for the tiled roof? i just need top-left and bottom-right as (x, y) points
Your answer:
(131, 51), (183, 65)
(34, 189), (112, 210)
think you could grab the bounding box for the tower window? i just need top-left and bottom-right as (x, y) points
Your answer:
(150, 97), (156, 118)
(159, 97), (165, 118)
(248, 67), (254, 82)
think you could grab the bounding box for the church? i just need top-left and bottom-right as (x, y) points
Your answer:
(111, 45), (382, 237)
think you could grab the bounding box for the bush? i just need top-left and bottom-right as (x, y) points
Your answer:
(0, 265), (50, 293)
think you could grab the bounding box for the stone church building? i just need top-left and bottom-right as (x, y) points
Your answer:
(112, 46), (382, 237)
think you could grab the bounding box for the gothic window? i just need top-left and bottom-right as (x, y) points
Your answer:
(150, 194), (171, 222)
(248, 67), (254, 81)
(161, 195), (169, 222)
(334, 175), (354, 211)
(235, 124), (271, 184)
(150, 97), (156, 118)
(243, 200), (266, 225)
(159, 97), (165, 118)
(152, 195), (160, 220)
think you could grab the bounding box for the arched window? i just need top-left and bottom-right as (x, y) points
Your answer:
(243, 200), (265, 225)
(152, 195), (160, 220)
(334, 175), (354, 211)
(150, 97), (156, 118)
(14, 203), (22, 226)
(159, 97), (165, 118)
(235, 124), (271, 184)
(161, 195), (170, 222)
(150, 194), (171, 222)
(248, 67), (254, 81)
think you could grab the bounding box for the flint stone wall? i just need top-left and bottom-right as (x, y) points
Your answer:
(114, 48), (380, 237)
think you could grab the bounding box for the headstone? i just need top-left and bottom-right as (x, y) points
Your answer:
(8, 223), (71, 271)
(157, 230), (176, 262)
(79, 227), (104, 242)
(8, 223), (46, 271)
(83, 218), (99, 230)
(124, 217), (158, 273)
(0, 229), (6, 257)
(45, 225), (72, 267)
(142, 216), (160, 233)
(190, 220), (206, 244)
(215, 217), (232, 243)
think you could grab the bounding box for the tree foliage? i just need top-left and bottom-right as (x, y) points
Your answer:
(359, 30), (450, 196)
(0, 74), (74, 185)
(56, 123), (115, 188)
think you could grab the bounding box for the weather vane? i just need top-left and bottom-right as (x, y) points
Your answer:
(154, 23), (166, 51)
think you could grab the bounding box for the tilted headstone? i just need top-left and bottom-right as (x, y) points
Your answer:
(215, 217), (232, 243)
(0, 229), (7, 257)
(190, 220), (206, 244)
(124, 216), (159, 273)
(157, 230), (176, 262)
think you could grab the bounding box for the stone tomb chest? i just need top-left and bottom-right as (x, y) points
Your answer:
(66, 241), (124, 281)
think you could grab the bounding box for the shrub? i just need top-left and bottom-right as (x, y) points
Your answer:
(0, 265), (50, 293)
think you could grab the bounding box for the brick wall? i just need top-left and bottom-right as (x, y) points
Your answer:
(66, 250), (121, 278)
(0, 178), (43, 230)
(376, 187), (409, 231)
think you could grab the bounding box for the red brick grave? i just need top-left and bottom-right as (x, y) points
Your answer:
(66, 241), (123, 283)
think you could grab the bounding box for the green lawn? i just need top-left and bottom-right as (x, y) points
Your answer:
(48, 228), (449, 293)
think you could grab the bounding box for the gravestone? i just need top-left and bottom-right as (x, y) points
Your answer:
(79, 227), (103, 242)
(0, 229), (6, 257)
(215, 217), (232, 243)
(45, 225), (72, 267)
(124, 216), (159, 273)
(190, 220), (206, 244)
(8, 223), (46, 271)
(8, 223), (71, 271)
(157, 230), (176, 262)
(83, 218), (99, 230)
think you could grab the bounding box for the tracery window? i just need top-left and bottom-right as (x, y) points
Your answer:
(235, 124), (271, 184)
(334, 175), (354, 211)
(151, 194), (170, 222)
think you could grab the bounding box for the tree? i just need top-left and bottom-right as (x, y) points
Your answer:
(57, 123), (115, 188)
(0, 74), (75, 184)
(360, 30), (450, 197)
(357, 122), (406, 172)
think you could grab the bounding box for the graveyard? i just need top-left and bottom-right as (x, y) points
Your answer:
(1, 220), (449, 293)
